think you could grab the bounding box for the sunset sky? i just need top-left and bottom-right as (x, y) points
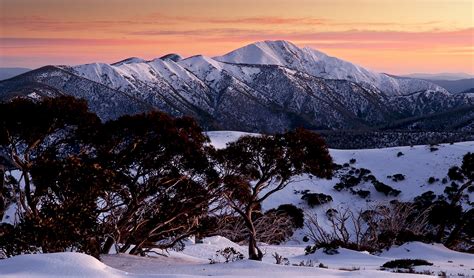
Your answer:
(1, 0), (473, 74)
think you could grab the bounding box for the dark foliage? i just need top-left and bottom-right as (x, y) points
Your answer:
(273, 204), (305, 229)
(0, 97), (218, 258)
(391, 174), (405, 182)
(301, 193), (333, 207)
(372, 181), (401, 196)
(215, 128), (333, 260)
(382, 259), (433, 269)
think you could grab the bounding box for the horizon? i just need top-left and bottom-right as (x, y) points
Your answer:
(1, 0), (473, 75)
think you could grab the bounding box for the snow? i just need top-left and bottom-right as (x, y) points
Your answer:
(2, 241), (472, 277)
(214, 40), (448, 96)
(206, 131), (473, 208)
(0, 252), (124, 278)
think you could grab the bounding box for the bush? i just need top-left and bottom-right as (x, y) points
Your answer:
(392, 174), (405, 182)
(362, 174), (376, 182)
(397, 152), (404, 157)
(349, 158), (357, 164)
(209, 247), (245, 264)
(334, 175), (361, 191)
(301, 193), (333, 207)
(372, 181), (401, 196)
(274, 204), (305, 229)
(427, 177), (437, 184)
(382, 259), (433, 269)
(353, 189), (370, 199)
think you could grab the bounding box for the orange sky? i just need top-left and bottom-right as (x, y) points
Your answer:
(1, 0), (473, 74)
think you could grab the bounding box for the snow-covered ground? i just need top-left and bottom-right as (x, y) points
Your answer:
(1, 131), (473, 277)
(1, 239), (473, 277)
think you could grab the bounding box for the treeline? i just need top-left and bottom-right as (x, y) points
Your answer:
(320, 130), (474, 149)
(0, 97), (333, 260)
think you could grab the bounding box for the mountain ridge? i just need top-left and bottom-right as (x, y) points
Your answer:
(0, 40), (472, 133)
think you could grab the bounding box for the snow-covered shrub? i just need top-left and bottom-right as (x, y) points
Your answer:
(272, 252), (290, 265)
(382, 259), (433, 269)
(209, 247), (244, 264)
(301, 193), (333, 207)
(352, 189), (370, 199)
(372, 181), (401, 196)
(391, 174), (405, 182)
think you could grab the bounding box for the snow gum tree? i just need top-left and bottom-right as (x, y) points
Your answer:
(215, 129), (333, 260)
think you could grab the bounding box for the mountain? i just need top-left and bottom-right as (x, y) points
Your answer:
(422, 78), (474, 94)
(0, 67), (31, 81)
(214, 40), (446, 96)
(0, 40), (472, 133)
(401, 72), (474, 81)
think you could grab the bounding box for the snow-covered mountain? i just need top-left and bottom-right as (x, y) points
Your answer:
(0, 40), (472, 132)
(214, 40), (445, 96)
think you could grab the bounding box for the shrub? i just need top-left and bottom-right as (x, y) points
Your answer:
(413, 191), (436, 207)
(274, 204), (304, 229)
(209, 247), (245, 264)
(354, 189), (370, 199)
(359, 168), (371, 177)
(272, 252), (290, 265)
(326, 208), (338, 218)
(301, 193), (333, 207)
(334, 175), (361, 191)
(392, 174), (405, 182)
(427, 177), (437, 184)
(349, 158), (357, 164)
(382, 259), (433, 269)
(397, 152), (404, 157)
(362, 174), (376, 182)
(372, 181), (401, 196)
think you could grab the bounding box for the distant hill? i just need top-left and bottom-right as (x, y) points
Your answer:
(428, 78), (474, 94)
(401, 72), (474, 81)
(0, 67), (31, 81)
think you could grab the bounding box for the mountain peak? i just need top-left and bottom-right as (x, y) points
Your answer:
(159, 53), (183, 62)
(214, 40), (301, 66)
(111, 57), (146, 66)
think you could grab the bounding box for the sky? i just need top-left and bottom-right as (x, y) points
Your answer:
(1, 0), (473, 74)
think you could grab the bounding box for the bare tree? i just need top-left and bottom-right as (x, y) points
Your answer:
(305, 202), (432, 251)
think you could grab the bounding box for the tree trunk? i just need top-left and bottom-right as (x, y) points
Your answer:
(0, 166), (5, 221)
(248, 233), (263, 261)
(101, 236), (115, 254)
(119, 241), (132, 253)
(245, 208), (263, 261)
(129, 244), (142, 255)
(444, 211), (472, 248)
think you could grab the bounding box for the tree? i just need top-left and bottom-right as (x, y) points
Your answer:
(93, 112), (218, 255)
(215, 129), (333, 260)
(0, 97), (102, 257)
(440, 153), (473, 248)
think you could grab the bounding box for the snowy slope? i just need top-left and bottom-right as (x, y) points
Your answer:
(206, 131), (474, 241)
(207, 131), (473, 206)
(215, 40), (447, 96)
(1, 240), (472, 277)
